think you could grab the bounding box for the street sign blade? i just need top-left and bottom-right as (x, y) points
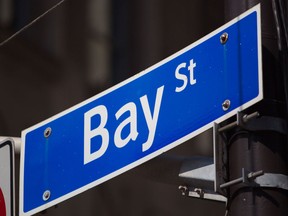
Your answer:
(20, 4), (262, 216)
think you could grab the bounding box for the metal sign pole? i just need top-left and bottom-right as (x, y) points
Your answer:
(224, 0), (288, 215)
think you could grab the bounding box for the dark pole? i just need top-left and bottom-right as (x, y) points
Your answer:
(224, 0), (288, 216)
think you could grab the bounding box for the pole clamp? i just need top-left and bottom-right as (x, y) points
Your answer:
(218, 111), (287, 134)
(220, 168), (288, 191)
(220, 168), (264, 189)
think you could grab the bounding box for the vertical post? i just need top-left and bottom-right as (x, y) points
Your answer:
(224, 0), (288, 215)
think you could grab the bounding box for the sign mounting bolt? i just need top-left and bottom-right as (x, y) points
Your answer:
(44, 127), (52, 138)
(220, 32), (228, 44)
(222, 99), (231, 111)
(178, 185), (189, 196)
(43, 190), (51, 201)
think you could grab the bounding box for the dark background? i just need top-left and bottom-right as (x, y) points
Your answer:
(0, 0), (227, 215)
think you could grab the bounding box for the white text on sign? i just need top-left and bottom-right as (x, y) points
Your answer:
(83, 86), (164, 165)
(175, 59), (197, 92)
(83, 58), (197, 165)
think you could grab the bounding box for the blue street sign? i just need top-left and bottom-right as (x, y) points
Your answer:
(20, 5), (262, 216)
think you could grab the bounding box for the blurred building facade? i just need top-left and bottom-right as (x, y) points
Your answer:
(0, 0), (226, 215)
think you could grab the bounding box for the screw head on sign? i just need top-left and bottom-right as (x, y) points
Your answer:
(220, 32), (228, 44)
(43, 190), (51, 201)
(222, 100), (231, 111)
(44, 127), (52, 138)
